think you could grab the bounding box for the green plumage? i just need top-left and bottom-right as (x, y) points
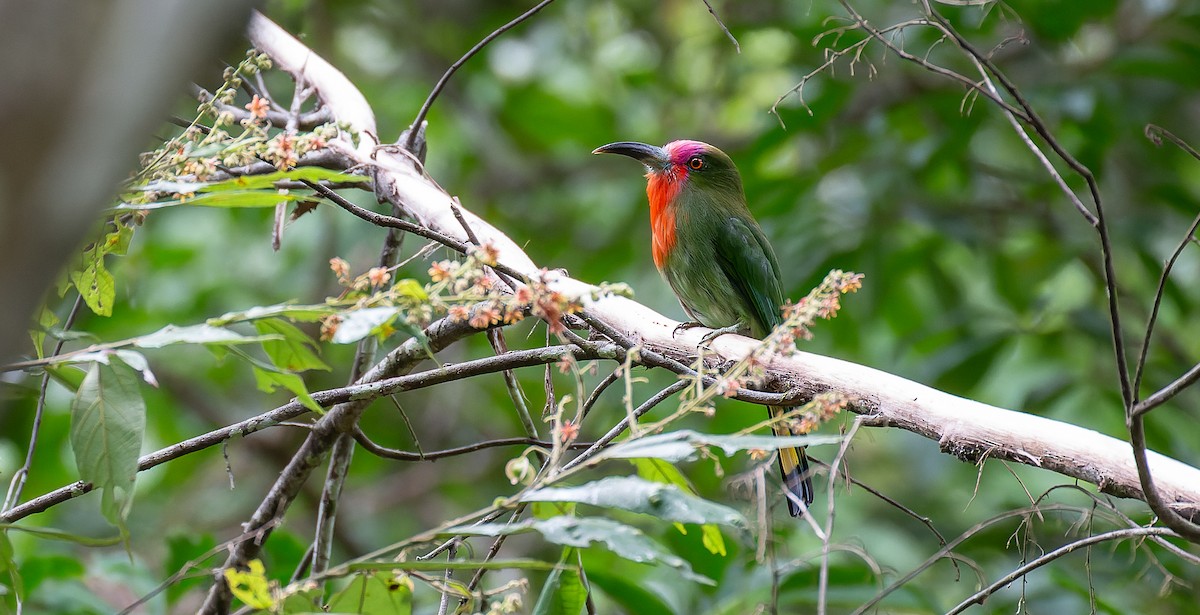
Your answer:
(594, 139), (815, 517)
(661, 157), (784, 338)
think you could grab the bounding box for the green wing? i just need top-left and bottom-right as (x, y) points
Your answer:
(714, 216), (785, 337)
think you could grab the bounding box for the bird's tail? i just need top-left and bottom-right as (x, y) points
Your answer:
(770, 406), (814, 517)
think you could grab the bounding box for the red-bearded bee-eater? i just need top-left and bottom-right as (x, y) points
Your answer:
(593, 139), (814, 517)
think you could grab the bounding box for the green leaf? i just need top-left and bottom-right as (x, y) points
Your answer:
(41, 328), (97, 344)
(45, 364), (87, 392)
(102, 223), (134, 257)
(252, 365), (323, 413)
(57, 349), (151, 383)
(208, 303), (335, 326)
(532, 501), (576, 520)
(699, 523), (726, 558)
(632, 459), (727, 556)
(327, 571), (413, 615)
(0, 530), (23, 606)
(133, 324), (277, 349)
(69, 358), (146, 529)
(0, 524), (122, 547)
(31, 306), (59, 360)
(194, 167), (361, 192)
(123, 168), (363, 210)
(532, 548), (586, 615)
(331, 307), (401, 344)
(119, 189), (311, 210)
(225, 559), (273, 610)
(585, 567), (675, 615)
(522, 477), (745, 529)
(113, 350), (157, 386)
(71, 258), (115, 317)
(343, 559), (563, 573)
(392, 278), (429, 302)
(599, 430), (841, 463)
(255, 318), (330, 372)
(446, 516), (713, 585)
(280, 588), (324, 613)
(631, 458), (692, 491)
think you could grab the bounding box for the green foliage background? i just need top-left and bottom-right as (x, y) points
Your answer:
(3, 0), (1200, 612)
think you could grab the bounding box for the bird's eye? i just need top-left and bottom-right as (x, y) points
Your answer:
(688, 156), (704, 170)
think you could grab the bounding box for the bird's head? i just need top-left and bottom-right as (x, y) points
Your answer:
(592, 139), (744, 206)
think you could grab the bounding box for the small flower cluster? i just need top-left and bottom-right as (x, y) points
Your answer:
(131, 50), (342, 196)
(479, 583), (527, 615)
(197, 51), (272, 113)
(433, 249), (583, 335)
(558, 419), (580, 442)
(318, 257), (430, 342)
(786, 391), (850, 435)
(776, 269), (864, 347)
(317, 244), (592, 343)
(679, 269), (863, 432)
(328, 257), (394, 292)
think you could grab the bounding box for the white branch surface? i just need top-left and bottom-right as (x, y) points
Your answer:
(247, 12), (1200, 516)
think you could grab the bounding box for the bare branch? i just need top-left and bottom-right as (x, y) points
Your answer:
(1134, 362), (1200, 418)
(191, 83), (333, 130)
(2, 295), (83, 512)
(945, 526), (1178, 614)
(561, 379), (691, 472)
(1134, 125), (1200, 406)
(404, 0), (557, 151)
(699, 0), (740, 53)
(581, 367), (623, 421)
(916, 1), (1135, 413)
(353, 430), (592, 461)
(199, 333), (620, 612)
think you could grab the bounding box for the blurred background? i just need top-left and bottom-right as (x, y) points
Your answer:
(3, 0), (1200, 612)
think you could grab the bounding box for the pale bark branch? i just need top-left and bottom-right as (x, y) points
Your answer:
(251, 9), (1200, 515)
(243, 10), (1200, 524)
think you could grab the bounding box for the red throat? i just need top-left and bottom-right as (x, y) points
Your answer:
(646, 169), (683, 269)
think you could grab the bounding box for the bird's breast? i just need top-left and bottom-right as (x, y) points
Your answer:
(647, 175), (680, 270)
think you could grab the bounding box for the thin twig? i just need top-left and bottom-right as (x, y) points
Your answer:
(418, 508), (508, 561)
(945, 527), (1177, 614)
(806, 456), (955, 572)
(450, 194), (536, 438)
(1134, 125), (1200, 402)
(851, 504), (1102, 615)
(580, 367), (623, 422)
(352, 430), (593, 461)
(817, 418), (866, 614)
(3, 294), (83, 512)
(699, 0), (740, 52)
(119, 521), (283, 614)
(303, 179), (531, 284)
(436, 542), (458, 615)
(462, 503), (530, 603)
(561, 379), (691, 472)
(918, 2), (1132, 406)
(312, 433), (354, 574)
(191, 83), (333, 130)
(404, 0), (558, 151)
(1134, 362), (1200, 418)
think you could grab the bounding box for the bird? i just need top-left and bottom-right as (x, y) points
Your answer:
(593, 139), (813, 517)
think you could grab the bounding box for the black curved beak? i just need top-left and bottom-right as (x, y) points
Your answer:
(593, 141), (669, 170)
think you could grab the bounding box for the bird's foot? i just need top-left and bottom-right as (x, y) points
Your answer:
(698, 323), (743, 348)
(671, 321), (707, 338)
